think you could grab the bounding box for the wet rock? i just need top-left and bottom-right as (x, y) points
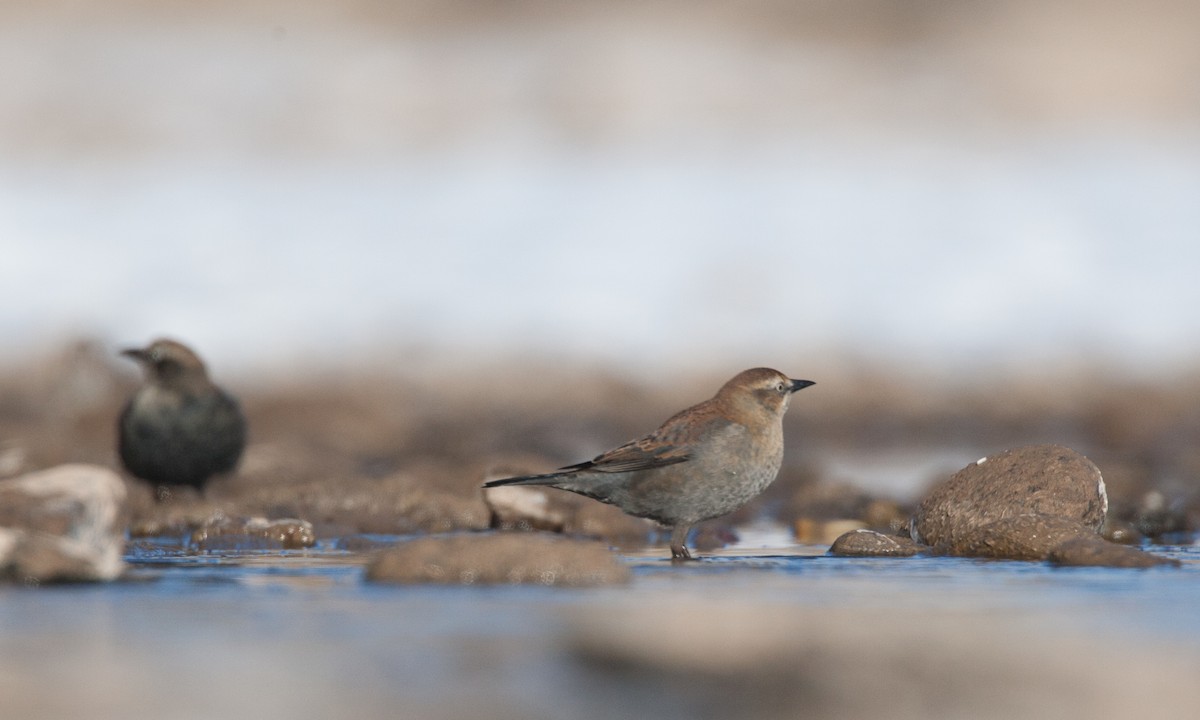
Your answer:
(908, 445), (1175, 566)
(828, 528), (923, 557)
(365, 533), (629, 586)
(1048, 537), (1180, 568)
(943, 515), (1097, 561)
(913, 445), (1107, 550)
(0, 464), (127, 583)
(191, 515), (316, 550)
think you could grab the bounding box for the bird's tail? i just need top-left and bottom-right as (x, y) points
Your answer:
(482, 471), (568, 489)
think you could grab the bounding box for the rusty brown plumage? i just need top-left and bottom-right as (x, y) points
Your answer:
(484, 367), (814, 561)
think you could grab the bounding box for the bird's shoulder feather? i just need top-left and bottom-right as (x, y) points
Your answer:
(560, 400), (735, 474)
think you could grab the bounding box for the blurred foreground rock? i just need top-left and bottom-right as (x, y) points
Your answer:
(566, 601), (1200, 720)
(365, 533), (630, 586)
(0, 464), (126, 583)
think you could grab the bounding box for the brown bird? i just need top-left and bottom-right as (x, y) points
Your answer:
(483, 368), (814, 560)
(118, 339), (247, 494)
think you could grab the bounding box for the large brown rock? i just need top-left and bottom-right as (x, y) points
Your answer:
(913, 445), (1107, 550)
(910, 445), (1173, 566)
(0, 464), (127, 583)
(944, 515), (1097, 561)
(365, 532), (630, 586)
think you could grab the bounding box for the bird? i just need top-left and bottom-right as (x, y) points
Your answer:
(117, 338), (247, 495)
(483, 368), (814, 560)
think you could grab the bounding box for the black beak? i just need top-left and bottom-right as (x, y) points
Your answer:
(120, 347), (150, 363)
(789, 379), (815, 393)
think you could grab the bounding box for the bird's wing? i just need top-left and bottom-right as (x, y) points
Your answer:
(559, 410), (730, 474)
(559, 439), (691, 474)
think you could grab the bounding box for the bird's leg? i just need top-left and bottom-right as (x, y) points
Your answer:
(669, 525), (695, 562)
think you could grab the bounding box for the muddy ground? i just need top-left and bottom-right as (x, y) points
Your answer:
(2, 339), (1197, 548)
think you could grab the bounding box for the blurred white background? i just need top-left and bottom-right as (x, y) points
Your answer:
(2, 0), (1198, 377)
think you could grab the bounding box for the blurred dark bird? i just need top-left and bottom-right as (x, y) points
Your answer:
(484, 368), (814, 560)
(118, 339), (246, 494)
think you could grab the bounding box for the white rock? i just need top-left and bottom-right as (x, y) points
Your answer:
(0, 464), (127, 583)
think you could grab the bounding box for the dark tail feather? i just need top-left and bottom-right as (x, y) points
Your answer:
(482, 472), (567, 489)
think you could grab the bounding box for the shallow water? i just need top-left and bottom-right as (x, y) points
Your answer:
(2, 537), (1198, 720)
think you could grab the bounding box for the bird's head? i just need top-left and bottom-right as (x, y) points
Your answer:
(121, 338), (210, 385)
(717, 367), (814, 419)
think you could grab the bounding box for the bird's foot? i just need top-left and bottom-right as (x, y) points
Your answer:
(670, 545), (696, 563)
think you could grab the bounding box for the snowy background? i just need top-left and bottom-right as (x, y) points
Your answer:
(3, 0), (1198, 378)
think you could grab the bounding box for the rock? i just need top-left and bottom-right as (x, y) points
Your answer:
(912, 445), (1107, 550)
(1048, 537), (1180, 568)
(908, 445), (1175, 566)
(942, 515), (1097, 561)
(483, 484), (567, 532)
(0, 464), (127, 583)
(828, 528), (923, 557)
(365, 533), (629, 586)
(191, 516), (317, 550)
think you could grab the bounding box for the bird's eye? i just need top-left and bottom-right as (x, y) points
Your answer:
(775, 381), (786, 393)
